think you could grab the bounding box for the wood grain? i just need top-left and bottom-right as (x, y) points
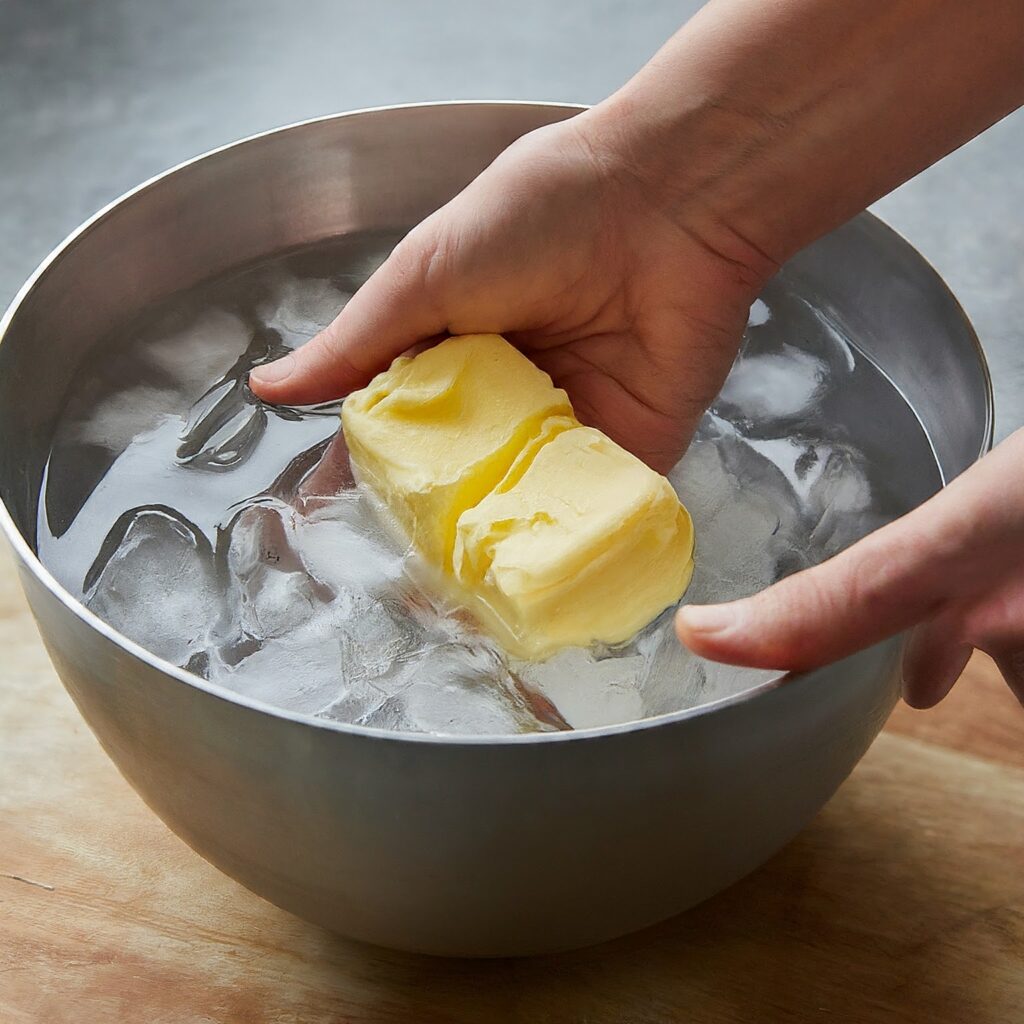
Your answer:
(1, 542), (1022, 1024)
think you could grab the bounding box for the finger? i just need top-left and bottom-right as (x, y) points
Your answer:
(675, 433), (1024, 672)
(991, 651), (1024, 707)
(675, 509), (953, 671)
(675, 430), (1024, 671)
(952, 568), (1024, 706)
(901, 615), (973, 709)
(249, 233), (448, 405)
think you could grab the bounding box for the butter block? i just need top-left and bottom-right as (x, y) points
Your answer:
(341, 334), (573, 569)
(342, 333), (695, 659)
(454, 425), (694, 657)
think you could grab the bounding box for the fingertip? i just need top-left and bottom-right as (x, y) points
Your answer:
(675, 601), (762, 666)
(676, 604), (732, 655)
(901, 621), (971, 709)
(248, 353), (297, 398)
(677, 602), (738, 638)
(900, 689), (938, 711)
(675, 590), (830, 672)
(248, 326), (369, 405)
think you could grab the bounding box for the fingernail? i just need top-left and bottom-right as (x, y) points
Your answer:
(251, 354), (296, 385)
(678, 603), (739, 635)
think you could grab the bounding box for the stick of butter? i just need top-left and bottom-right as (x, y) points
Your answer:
(341, 334), (694, 659)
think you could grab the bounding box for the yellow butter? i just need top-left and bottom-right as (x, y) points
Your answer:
(454, 426), (694, 657)
(341, 334), (573, 569)
(342, 334), (695, 659)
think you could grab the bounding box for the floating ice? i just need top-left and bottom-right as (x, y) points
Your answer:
(344, 642), (548, 735)
(747, 298), (771, 327)
(44, 237), (941, 735)
(257, 274), (351, 348)
(517, 647), (647, 729)
(224, 501), (329, 641)
(291, 492), (405, 594)
(716, 344), (828, 428)
(63, 310), (251, 455)
(143, 309), (253, 398)
(205, 637), (344, 716)
(85, 507), (220, 666)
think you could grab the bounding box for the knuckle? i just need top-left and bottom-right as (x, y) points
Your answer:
(843, 545), (885, 613)
(398, 219), (455, 297)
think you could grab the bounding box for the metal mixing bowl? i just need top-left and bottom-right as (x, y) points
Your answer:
(0, 102), (992, 956)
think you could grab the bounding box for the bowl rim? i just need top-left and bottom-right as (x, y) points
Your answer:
(0, 99), (995, 746)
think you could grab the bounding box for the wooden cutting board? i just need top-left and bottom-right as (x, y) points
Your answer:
(1, 542), (1022, 1024)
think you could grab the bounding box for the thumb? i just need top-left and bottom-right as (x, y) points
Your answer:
(249, 229), (448, 405)
(675, 506), (955, 672)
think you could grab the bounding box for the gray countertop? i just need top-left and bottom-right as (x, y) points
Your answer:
(2, 0), (1021, 438)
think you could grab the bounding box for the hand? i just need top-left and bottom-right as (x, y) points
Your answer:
(249, 0), (1024, 710)
(677, 429), (1024, 707)
(249, 111), (775, 472)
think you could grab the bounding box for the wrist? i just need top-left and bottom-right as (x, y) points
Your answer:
(581, 0), (1024, 293)
(575, 88), (787, 297)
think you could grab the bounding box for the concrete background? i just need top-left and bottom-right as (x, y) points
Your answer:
(2, 0), (1021, 437)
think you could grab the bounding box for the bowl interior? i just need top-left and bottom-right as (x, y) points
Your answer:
(0, 102), (992, 714)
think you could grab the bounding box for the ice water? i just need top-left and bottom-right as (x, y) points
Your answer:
(37, 232), (942, 734)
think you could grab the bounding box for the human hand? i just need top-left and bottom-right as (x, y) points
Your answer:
(249, 110), (776, 472)
(677, 429), (1024, 707)
(250, 0), (1024, 705)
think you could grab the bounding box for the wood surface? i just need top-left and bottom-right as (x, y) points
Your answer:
(2, 541), (1022, 1024)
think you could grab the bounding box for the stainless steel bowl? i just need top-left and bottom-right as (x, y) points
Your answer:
(0, 102), (992, 956)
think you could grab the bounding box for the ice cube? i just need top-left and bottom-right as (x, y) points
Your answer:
(359, 641), (545, 735)
(319, 631), (547, 735)
(319, 674), (393, 726)
(630, 611), (702, 716)
(292, 495), (405, 594)
(205, 636), (343, 715)
(70, 385), (183, 453)
(672, 425), (801, 599)
(805, 445), (880, 557)
(223, 501), (329, 640)
(85, 508), (220, 666)
(715, 344), (829, 429)
(348, 694), (412, 731)
(743, 436), (827, 505)
(292, 432), (356, 501)
(144, 309), (252, 399)
(517, 647), (647, 729)
(257, 274), (350, 349)
(747, 298), (771, 327)
(630, 606), (781, 717)
(335, 593), (427, 683)
(701, 661), (779, 704)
